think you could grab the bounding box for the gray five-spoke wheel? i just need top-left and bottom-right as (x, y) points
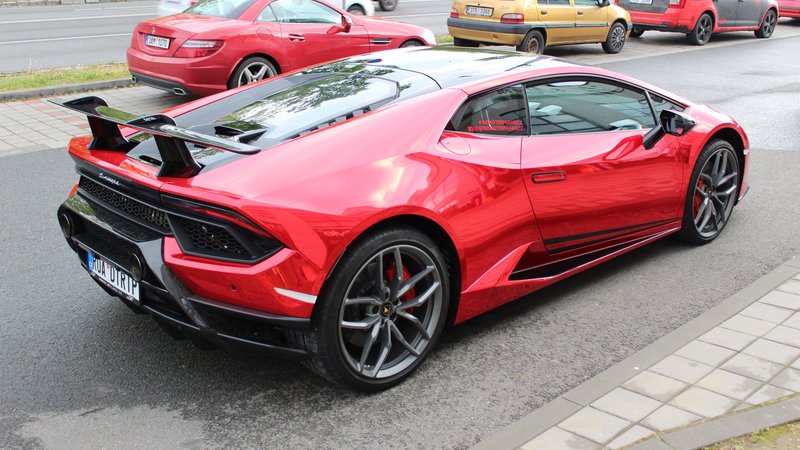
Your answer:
(757, 9), (776, 38)
(692, 14), (712, 45)
(338, 244), (443, 379)
(236, 61), (275, 87)
(693, 148), (738, 239)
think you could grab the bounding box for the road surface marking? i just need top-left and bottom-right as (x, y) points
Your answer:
(0, 33), (132, 45)
(0, 13), (154, 25)
(381, 12), (449, 18)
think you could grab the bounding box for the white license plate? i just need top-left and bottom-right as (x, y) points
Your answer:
(629, 0), (653, 4)
(88, 251), (140, 302)
(465, 6), (493, 16)
(145, 35), (170, 49)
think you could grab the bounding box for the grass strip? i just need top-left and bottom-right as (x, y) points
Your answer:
(0, 63), (130, 92)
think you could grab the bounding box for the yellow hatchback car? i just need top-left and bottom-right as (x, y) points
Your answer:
(448, 0), (632, 54)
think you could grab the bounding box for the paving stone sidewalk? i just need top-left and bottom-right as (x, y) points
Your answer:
(475, 257), (800, 450)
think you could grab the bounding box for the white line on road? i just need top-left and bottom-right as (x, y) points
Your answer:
(0, 33), (132, 45)
(73, 5), (159, 11)
(0, 13), (155, 25)
(381, 12), (449, 18)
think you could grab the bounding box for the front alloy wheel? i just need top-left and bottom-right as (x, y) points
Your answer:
(679, 140), (739, 244)
(602, 22), (627, 54)
(290, 227), (450, 391)
(755, 9), (777, 38)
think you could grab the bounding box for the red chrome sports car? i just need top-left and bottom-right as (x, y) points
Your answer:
(618, 0), (778, 45)
(127, 0), (435, 96)
(57, 47), (749, 391)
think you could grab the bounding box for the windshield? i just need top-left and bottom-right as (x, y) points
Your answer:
(184, 0), (255, 18)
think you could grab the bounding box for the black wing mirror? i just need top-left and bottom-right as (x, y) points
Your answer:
(643, 110), (696, 149)
(660, 109), (696, 136)
(597, 0), (611, 6)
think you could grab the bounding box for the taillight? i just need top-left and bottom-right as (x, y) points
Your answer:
(450, 8), (458, 18)
(174, 40), (223, 58)
(501, 13), (524, 23)
(668, 0), (684, 6)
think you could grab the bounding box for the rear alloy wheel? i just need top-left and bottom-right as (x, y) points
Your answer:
(602, 22), (627, 54)
(453, 37), (479, 47)
(630, 26), (644, 38)
(378, 0), (397, 11)
(687, 13), (713, 45)
(755, 9), (777, 38)
(291, 227), (450, 391)
(517, 30), (545, 54)
(228, 56), (277, 89)
(678, 139), (739, 244)
(347, 4), (365, 15)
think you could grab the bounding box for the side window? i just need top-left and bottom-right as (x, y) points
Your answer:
(573, 0), (598, 5)
(547, 0), (571, 5)
(650, 93), (685, 115)
(452, 85), (527, 136)
(526, 79), (656, 135)
(256, 5), (278, 22)
(269, 0), (341, 24)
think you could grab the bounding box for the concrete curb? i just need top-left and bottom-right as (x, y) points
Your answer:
(0, 78), (134, 102)
(472, 256), (800, 450)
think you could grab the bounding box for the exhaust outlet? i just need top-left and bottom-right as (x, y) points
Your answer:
(131, 75), (137, 83)
(172, 87), (187, 96)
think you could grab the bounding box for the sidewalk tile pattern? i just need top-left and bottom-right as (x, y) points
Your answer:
(518, 279), (800, 450)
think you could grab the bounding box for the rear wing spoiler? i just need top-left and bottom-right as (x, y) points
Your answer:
(51, 96), (260, 178)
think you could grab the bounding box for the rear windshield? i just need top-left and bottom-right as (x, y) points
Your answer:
(184, 0), (256, 18)
(214, 74), (399, 142)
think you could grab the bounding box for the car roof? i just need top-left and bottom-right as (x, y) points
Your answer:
(346, 46), (588, 89)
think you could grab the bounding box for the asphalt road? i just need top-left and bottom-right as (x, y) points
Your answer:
(2, 36), (800, 448)
(0, 0), (452, 72)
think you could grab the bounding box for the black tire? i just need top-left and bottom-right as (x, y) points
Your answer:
(453, 37), (479, 47)
(755, 9), (777, 38)
(630, 26), (645, 38)
(678, 139), (740, 245)
(602, 22), (627, 54)
(227, 56), (277, 90)
(289, 227), (450, 391)
(347, 4), (365, 15)
(399, 39), (424, 48)
(516, 29), (545, 54)
(378, 0), (397, 11)
(687, 13), (713, 45)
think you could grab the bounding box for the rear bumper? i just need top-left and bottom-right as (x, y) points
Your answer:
(126, 47), (231, 97)
(447, 17), (528, 45)
(629, 10), (695, 33)
(57, 176), (317, 360)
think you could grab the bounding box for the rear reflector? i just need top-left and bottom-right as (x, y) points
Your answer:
(501, 13), (524, 23)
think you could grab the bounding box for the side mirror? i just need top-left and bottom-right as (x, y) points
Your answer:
(642, 110), (696, 149)
(327, 16), (352, 34)
(660, 109), (696, 136)
(598, 0), (610, 6)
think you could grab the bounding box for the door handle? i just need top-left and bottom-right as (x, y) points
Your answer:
(577, 10), (584, 14)
(288, 33), (305, 41)
(532, 172), (567, 183)
(540, 9), (548, 14)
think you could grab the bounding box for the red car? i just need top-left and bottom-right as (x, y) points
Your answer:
(127, 0), (435, 97)
(618, 0), (779, 45)
(57, 47), (749, 391)
(779, 0), (800, 17)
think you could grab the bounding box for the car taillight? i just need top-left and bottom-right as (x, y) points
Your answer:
(668, 0), (684, 6)
(501, 13), (524, 23)
(174, 40), (223, 58)
(450, 8), (458, 18)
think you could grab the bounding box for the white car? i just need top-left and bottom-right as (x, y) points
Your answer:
(159, 0), (375, 16)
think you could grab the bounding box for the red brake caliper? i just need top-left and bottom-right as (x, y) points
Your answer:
(386, 261), (415, 313)
(694, 178), (704, 216)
